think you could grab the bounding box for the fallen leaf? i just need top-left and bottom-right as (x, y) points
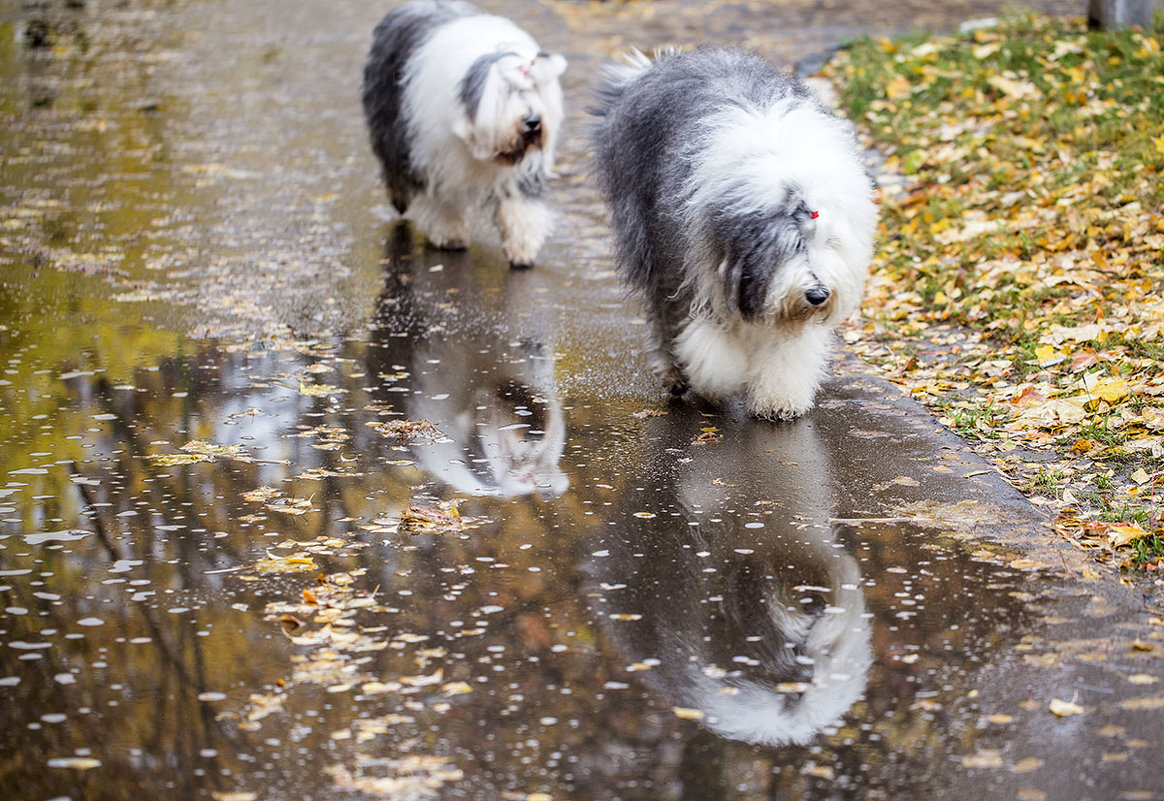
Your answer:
(1048, 698), (1085, 717)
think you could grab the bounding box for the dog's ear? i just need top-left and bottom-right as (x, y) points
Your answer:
(454, 58), (509, 160)
(714, 200), (810, 320)
(533, 51), (567, 80)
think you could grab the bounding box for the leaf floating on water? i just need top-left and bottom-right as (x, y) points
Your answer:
(1118, 695), (1164, 711)
(441, 681), (473, 696)
(149, 440), (255, 465)
(399, 501), (462, 535)
(298, 381), (345, 397)
(692, 427), (722, 445)
(254, 554), (319, 574)
(147, 452), (208, 466)
(279, 614), (305, 636)
(961, 750), (1005, 769)
(671, 707), (706, 720)
(399, 669), (445, 688)
(326, 754), (464, 797)
(367, 418), (441, 441)
(211, 793), (258, 801)
(266, 496), (315, 516)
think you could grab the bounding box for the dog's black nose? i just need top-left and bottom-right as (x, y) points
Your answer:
(523, 114), (541, 134)
(805, 286), (830, 306)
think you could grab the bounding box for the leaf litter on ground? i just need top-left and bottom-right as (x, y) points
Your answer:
(820, 13), (1164, 578)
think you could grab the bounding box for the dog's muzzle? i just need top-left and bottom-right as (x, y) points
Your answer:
(521, 114), (542, 147)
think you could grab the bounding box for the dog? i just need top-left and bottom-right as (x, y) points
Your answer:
(362, 0), (567, 268)
(590, 47), (878, 419)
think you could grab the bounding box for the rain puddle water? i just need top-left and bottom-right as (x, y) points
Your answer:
(2, 1), (1161, 800)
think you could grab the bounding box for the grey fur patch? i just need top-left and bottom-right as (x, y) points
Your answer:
(710, 188), (815, 319)
(362, 0), (482, 212)
(516, 167), (547, 199)
(458, 50), (517, 118)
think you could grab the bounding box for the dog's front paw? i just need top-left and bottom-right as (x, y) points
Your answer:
(752, 404), (806, 422)
(649, 353), (688, 396)
(430, 236), (469, 251)
(747, 384), (816, 422)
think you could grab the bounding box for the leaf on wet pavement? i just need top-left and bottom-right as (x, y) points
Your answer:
(1048, 698), (1085, 717)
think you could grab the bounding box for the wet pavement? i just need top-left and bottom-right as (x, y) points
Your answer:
(2, 0), (1163, 800)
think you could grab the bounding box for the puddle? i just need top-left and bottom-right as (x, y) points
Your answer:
(2, 1), (1161, 800)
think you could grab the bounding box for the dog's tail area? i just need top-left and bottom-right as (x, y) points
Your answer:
(587, 47), (675, 117)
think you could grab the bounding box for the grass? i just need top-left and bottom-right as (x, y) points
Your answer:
(822, 13), (1164, 575)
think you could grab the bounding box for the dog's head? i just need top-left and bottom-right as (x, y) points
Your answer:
(455, 49), (567, 166)
(689, 102), (878, 327)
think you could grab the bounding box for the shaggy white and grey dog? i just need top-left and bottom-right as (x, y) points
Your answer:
(362, 0), (567, 268)
(590, 47), (878, 419)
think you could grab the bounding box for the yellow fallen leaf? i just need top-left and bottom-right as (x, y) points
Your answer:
(1080, 375), (1128, 404)
(1108, 523), (1147, 548)
(1049, 698), (1085, 717)
(885, 74), (912, 100)
(254, 554), (318, 574)
(987, 74), (1042, 99)
(672, 707), (706, 720)
(298, 381), (344, 397)
(1119, 695), (1164, 711)
(1130, 468), (1151, 485)
(962, 750), (1005, 769)
(1011, 757), (1044, 773)
(1155, 132), (1164, 156)
(1034, 344), (1061, 367)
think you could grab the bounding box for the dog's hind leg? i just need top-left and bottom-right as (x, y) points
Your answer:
(408, 192), (470, 250)
(493, 193), (552, 269)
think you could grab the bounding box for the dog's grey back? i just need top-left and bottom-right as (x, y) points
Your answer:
(590, 48), (820, 302)
(362, 0), (481, 210)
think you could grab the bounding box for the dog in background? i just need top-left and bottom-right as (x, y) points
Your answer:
(362, 0), (567, 268)
(590, 47), (877, 419)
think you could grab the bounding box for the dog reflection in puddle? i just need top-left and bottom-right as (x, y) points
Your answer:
(585, 416), (871, 745)
(409, 347), (568, 499)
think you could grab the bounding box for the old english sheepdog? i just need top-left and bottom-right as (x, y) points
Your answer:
(590, 47), (878, 419)
(362, 0), (567, 268)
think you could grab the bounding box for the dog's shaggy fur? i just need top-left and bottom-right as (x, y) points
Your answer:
(362, 0), (566, 267)
(590, 47), (878, 419)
